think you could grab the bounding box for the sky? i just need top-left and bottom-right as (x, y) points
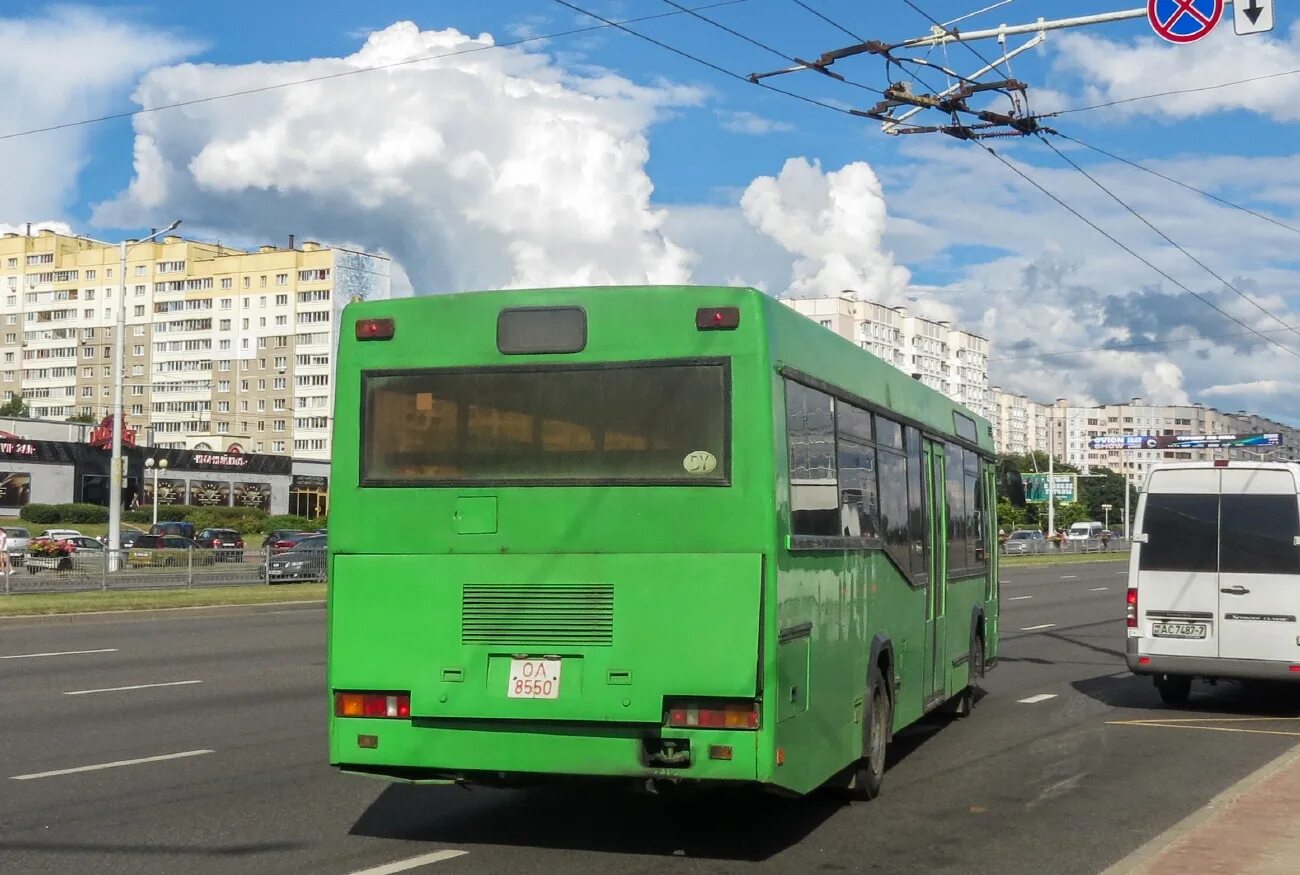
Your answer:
(2, 1), (1299, 422)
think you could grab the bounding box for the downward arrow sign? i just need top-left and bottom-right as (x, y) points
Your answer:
(1244, 0), (1264, 24)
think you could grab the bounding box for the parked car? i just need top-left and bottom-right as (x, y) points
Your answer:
(196, 528), (246, 561)
(2, 526), (30, 566)
(1003, 529), (1045, 554)
(150, 521), (196, 540)
(127, 535), (216, 568)
(40, 528), (83, 541)
(266, 531), (314, 554)
(98, 526), (147, 549)
(63, 536), (105, 554)
(267, 535), (327, 583)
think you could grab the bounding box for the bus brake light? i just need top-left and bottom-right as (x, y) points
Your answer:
(696, 307), (740, 331)
(356, 318), (395, 341)
(665, 699), (759, 729)
(1126, 587), (1138, 628)
(334, 691), (411, 718)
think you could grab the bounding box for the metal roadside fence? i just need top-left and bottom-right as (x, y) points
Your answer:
(1001, 537), (1131, 556)
(1, 547), (326, 595)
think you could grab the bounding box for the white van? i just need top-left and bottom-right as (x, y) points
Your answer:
(1067, 521), (1103, 541)
(1126, 461), (1300, 703)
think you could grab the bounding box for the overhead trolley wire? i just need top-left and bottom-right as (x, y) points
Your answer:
(1043, 67), (1300, 117)
(1046, 130), (1300, 238)
(976, 143), (1300, 360)
(0, 0), (755, 143)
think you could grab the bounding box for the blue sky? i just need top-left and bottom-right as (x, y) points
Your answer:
(3, 1), (1300, 419)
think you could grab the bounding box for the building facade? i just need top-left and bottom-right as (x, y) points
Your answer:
(0, 228), (390, 461)
(991, 390), (1052, 457)
(784, 293), (992, 419)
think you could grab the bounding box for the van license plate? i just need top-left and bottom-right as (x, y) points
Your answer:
(507, 659), (562, 699)
(1152, 623), (1208, 639)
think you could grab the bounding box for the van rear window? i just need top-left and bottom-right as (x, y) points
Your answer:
(1220, 494), (1300, 575)
(1139, 493), (1218, 572)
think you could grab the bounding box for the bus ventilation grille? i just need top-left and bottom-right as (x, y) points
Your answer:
(461, 584), (614, 647)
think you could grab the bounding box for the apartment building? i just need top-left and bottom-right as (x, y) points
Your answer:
(991, 390), (1052, 456)
(784, 293), (993, 420)
(0, 228), (390, 461)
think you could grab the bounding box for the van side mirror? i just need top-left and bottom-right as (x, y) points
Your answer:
(1132, 533), (1149, 544)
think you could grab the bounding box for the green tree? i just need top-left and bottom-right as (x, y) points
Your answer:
(0, 396), (28, 418)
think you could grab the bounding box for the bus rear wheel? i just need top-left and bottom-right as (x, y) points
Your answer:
(847, 677), (891, 801)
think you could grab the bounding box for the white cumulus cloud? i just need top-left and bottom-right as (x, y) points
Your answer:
(96, 21), (703, 293)
(740, 158), (910, 301)
(0, 7), (199, 220)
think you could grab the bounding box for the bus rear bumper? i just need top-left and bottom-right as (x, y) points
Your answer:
(330, 718), (762, 786)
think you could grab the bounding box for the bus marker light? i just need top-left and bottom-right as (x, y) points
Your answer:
(335, 691), (411, 718)
(357, 734), (379, 749)
(776, 748), (785, 766)
(695, 307), (740, 331)
(708, 745), (733, 761)
(1126, 588), (1138, 628)
(356, 318), (395, 341)
(1214, 460), (1229, 467)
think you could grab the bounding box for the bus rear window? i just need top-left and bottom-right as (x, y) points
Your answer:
(361, 361), (729, 485)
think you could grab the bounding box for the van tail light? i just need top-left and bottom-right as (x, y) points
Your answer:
(664, 699), (759, 729)
(356, 318), (395, 341)
(1126, 587), (1138, 628)
(334, 691), (411, 719)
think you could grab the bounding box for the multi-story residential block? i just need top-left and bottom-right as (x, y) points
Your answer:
(784, 293), (992, 419)
(0, 227), (390, 460)
(991, 390), (1052, 456)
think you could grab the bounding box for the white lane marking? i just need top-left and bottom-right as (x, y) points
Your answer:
(1018, 694), (1058, 704)
(1060, 575), (1078, 580)
(346, 850), (469, 874)
(64, 680), (202, 696)
(1020, 623), (1056, 631)
(0, 648), (118, 660)
(1090, 587), (1109, 592)
(10, 749), (213, 780)
(1116, 571), (1128, 576)
(1008, 595), (1033, 601)
(1111, 672), (1132, 679)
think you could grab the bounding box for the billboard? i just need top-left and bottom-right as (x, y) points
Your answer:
(1023, 473), (1077, 503)
(1088, 433), (1281, 451)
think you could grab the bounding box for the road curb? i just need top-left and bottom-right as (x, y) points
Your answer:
(0, 598), (325, 627)
(1100, 741), (1300, 875)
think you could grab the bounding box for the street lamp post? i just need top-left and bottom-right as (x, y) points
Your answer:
(108, 220), (181, 571)
(1101, 503), (1112, 533)
(144, 457), (169, 526)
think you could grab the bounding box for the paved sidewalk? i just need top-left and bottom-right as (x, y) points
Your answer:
(1104, 742), (1300, 875)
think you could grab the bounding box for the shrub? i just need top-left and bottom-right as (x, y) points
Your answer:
(262, 514), (316, 534)
(188, 508), (265, 535)
(60, 503), (110, 524)
(20, 504), (60, 525)
(124, 509), (152, 524)
(29, 538), (74, 557)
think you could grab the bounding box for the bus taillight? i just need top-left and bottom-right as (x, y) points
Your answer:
(334, 691), (411, 718)
(664, 699), (759, 729)
(1126, 588), (1138, 628)
(356, 318), (395, 341)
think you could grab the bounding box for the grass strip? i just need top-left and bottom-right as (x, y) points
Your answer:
(0, 583), (325, 616)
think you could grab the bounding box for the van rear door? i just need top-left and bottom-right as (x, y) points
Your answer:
(1216, 468), (1300, 663)
(1135, 467), (1220, 660)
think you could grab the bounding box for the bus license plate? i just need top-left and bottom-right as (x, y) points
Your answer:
(1151, 623), (1208, 639)
(507, 659), (562, 699)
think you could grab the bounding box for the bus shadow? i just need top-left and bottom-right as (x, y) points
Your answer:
(351, 781), (841, 861)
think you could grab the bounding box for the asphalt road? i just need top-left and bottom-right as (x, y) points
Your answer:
(3, 560), (1299, 875)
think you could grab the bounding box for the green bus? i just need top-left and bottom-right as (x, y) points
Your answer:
(328, 285), (1000, 798)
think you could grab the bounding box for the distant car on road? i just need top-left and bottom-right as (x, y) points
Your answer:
(127, 535), (215, 568)
(197, 528), (245, 562)
(1003, 529), (1044, 554)
(267, 534), (327, 583)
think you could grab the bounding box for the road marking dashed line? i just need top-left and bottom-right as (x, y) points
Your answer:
(1060, 575), (1078, 580)
(346, 850), (470, 874)
(1020, 623), (1056, 631)
(1090, 587), (1109, 592)
(1018, 694), (1058, 704)
(64, 680), (202, 696)
(0, 648), (118, 660)
(11, 749), (213, 780)
(1008, 595), (1033, 601)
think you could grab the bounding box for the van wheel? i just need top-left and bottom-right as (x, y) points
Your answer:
(1156, 674), (1192, 706)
